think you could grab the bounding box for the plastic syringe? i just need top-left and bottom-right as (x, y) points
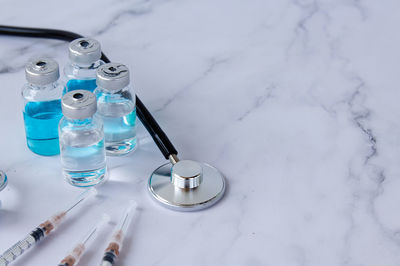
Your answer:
(101, 200), (137, 266)
(0, 188), (96, 266)
(58, 214), (110, 266)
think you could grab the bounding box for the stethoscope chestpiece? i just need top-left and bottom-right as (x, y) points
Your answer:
(0, 170), (7, 192)
(148, 157), (225, 211)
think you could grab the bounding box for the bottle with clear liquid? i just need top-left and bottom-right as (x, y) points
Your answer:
(64, 38), (104, 93)
(59, 90), (107, 187)
(22, 58), (63, 156)
(94, 63), (137, 156)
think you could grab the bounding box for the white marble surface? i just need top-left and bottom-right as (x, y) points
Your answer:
(0, 0), (399, 265)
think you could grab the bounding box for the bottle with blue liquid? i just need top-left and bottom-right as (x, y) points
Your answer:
(64, 38), (104, 93)
(22, 58), (63, 156)
(59, 90), (107, 187)
(94, 63), (137, 156)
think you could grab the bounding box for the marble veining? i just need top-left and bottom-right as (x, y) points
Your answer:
(0, 0), (399, 265)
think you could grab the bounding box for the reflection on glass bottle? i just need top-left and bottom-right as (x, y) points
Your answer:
(22, 58), (63, 156)
(59, 90), (107, 187)
(94, 63), (137, 156)
(64, 38), (104, 93)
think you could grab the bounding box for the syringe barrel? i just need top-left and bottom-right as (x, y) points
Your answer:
(58, 243), (85, 266)
(58, 214), (109, 266)
(101, 201), (137, 266)
(114, 200), (137, 244)
(0, 228), (44, 266)
(0, 189), (96, 266)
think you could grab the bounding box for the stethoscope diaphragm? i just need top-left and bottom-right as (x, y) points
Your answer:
(0, 170), (7, 192)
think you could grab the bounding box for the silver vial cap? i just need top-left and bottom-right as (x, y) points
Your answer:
(96, 63), (130, 90)
(62, 90), (97, 120)
(25, 58), (60, 85)
(69, 38), (101, 65)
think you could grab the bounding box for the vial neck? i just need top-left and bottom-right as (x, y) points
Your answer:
(29, 82), (58, 90)
(97, 85), (128, 94)
(66, 117), (93, 125)
(71, 60), (102, 70)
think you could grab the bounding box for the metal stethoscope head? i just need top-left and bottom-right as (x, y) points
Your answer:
(148, 154), (226, 211)
(0, 170), (7, 207)
(0, 170), (7, 192)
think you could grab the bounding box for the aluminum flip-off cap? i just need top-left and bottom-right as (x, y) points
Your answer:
(69, 38), (101, 65)
(25, 58), (60, 85)
(96, 63), (130, 90)
(62, 90), (97, 120)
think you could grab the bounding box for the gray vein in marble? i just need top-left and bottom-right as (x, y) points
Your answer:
(322, 28), (388, 262)
(341, 175), (358, 266)
(0, 64), (17, 74)
(367, 170), (398, 242)
(154, 56), (231, 113)
(215, 194), (246, 264)
(0, 41), (66, 75)
(0, 44), (32, 74)
(340, 72), (399, 262)
(287, 0), (367, 58)
(344, 77), (380, 258)
(290, 245), (308, 266)
(346, 77), (377, 164)
(93, 0), (152, 36)
(348, 0), (368, 21)
(286, 0), (321, 55)
(237, 84), (276, 121)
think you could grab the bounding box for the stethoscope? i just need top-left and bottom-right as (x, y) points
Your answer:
(0, 171), (6, 193)
(0, 25), (226, 211)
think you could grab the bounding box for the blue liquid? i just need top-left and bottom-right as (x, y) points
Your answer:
(102, 109), (137, 155)
(23, 100), (63, 156)
(61, 138), (106, 187)
(65, 79), (97, 93)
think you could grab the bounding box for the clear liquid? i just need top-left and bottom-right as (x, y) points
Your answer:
(65, 79), (97, 93)
(60, 137), (106, 187)
(23, 100), (63, 156)
(101, 109), (137, 156)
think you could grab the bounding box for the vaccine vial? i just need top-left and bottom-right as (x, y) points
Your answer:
(94, 63), (137, 156)
(59, 90), (107, 187)
(64, 38), (104, 93)
(22, 58), (63, 156)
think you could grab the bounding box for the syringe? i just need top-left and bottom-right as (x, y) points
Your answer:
(58, 214), (110, 266)
(0, 188), (96, 266)
(101, 200), (137, 266)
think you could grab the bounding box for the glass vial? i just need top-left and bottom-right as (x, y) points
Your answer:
(64, 38), (104, 93)
(59, 90), (107, 187)
(94, 63), (137, 156)
(22, 58), (63, 156)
